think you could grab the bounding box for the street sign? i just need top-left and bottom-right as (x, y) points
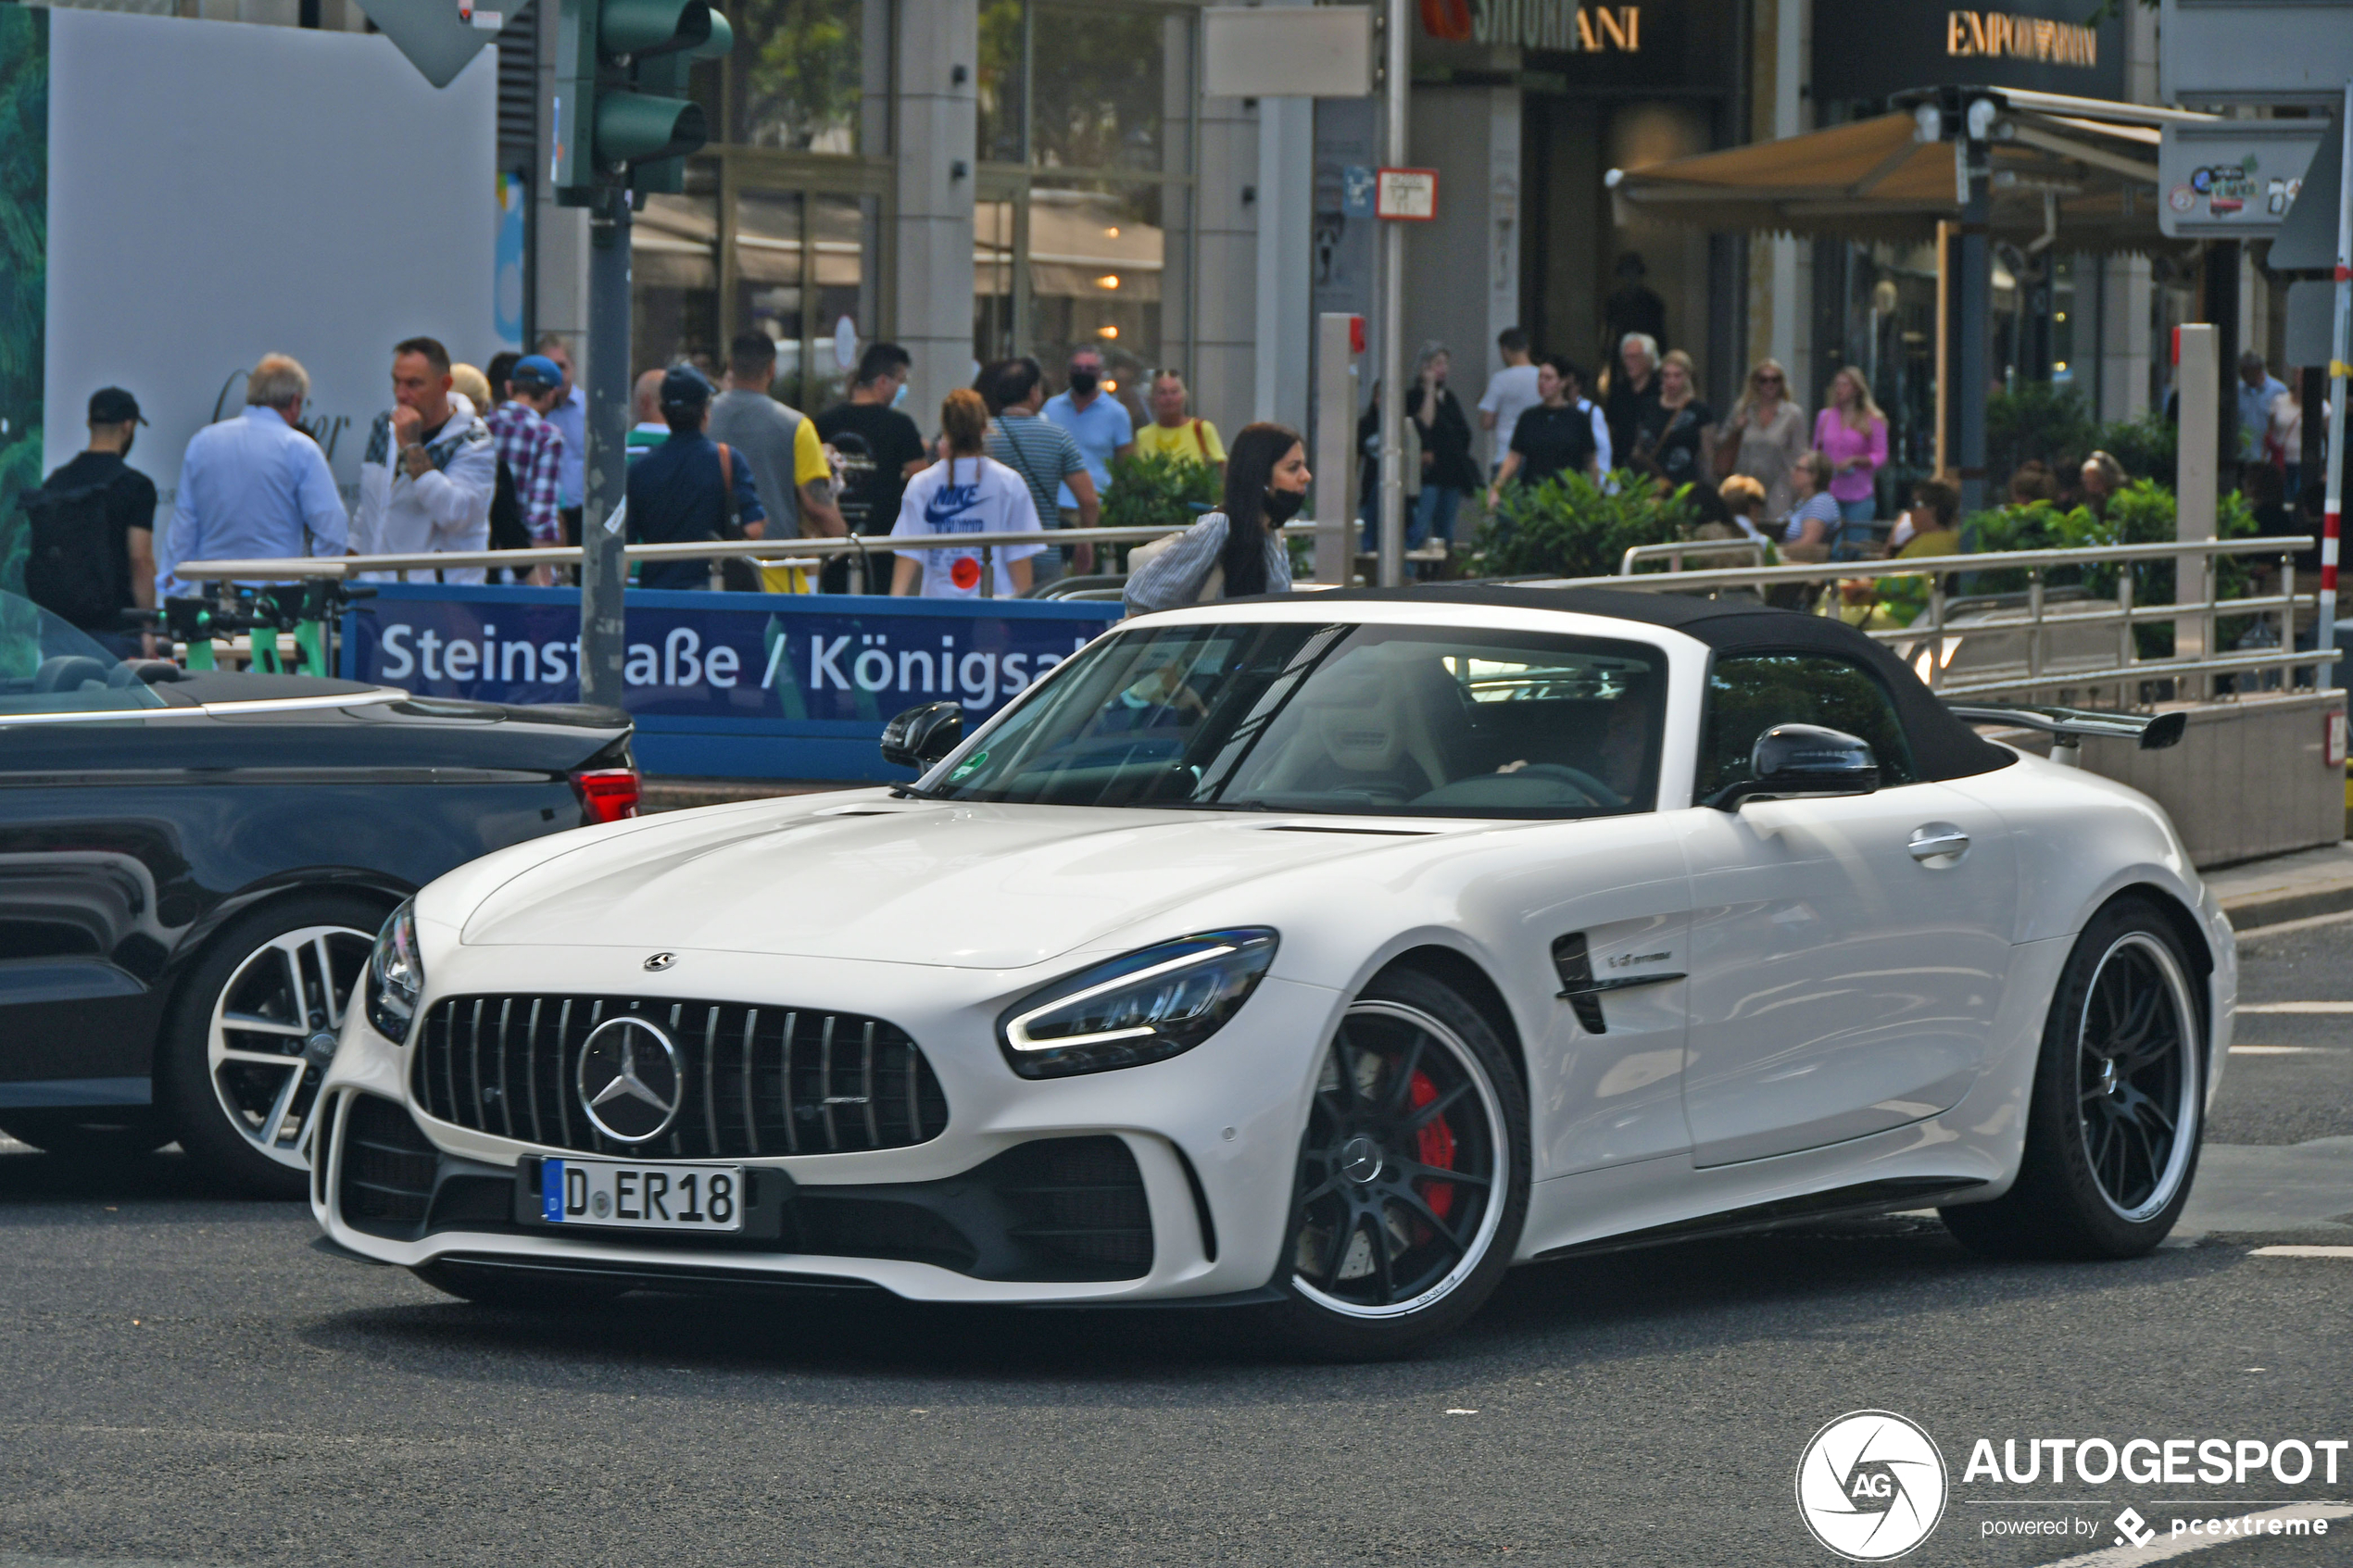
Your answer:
(350, 0), (502, 88)
(1375, 167), (1438, 220)
(2158, 0), (2353, 106)
(1202, 6), (1374, 99)
(2158, 120), (2327, 237)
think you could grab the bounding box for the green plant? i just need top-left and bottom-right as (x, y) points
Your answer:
(1877, 480), (2258, 651)
(0, 5), (47, 603)
(1466, 470), (1702, 580)
(2086, 411), (2176, 488)
(1985, 384), (2097, 484)
(1101, 449), (1216, 570)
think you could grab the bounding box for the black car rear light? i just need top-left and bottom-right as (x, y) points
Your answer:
(572, 767), (640, 824)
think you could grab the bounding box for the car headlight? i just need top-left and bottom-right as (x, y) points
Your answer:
(367, 898), (424, 1044)
(997, 929), (1277, 1079)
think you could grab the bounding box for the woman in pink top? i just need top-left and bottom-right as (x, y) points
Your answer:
(1812, 365), (1888, 532)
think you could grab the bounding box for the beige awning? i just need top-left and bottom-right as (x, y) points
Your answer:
(1606, 94), (2218, 254)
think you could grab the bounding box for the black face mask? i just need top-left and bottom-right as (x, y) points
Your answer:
(1262, 486), (1305, 526)
(1067, 370), (1100, 396)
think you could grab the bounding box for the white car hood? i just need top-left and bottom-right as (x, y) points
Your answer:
(459, 799), (1455, 969)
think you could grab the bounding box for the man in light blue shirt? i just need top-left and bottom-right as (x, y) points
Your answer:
(162, 354), (349, 596)
(538, 333), (587, 538)
(2235, 350), (2287, 461)
(1042, 348), (1135, 516)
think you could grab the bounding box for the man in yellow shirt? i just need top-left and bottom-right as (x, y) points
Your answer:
(1131, 370), (1226, 479)
(708, 332), (844, 591)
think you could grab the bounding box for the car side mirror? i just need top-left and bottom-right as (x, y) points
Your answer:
(881, 701), (963, 771)
(1705, 723), (1880, 810)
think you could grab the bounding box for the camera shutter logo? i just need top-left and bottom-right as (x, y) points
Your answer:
(1795, 1411), (1948, 1561)
(575, 1016), (686, 1144)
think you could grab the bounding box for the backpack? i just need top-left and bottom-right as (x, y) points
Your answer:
(488, 457), (532, 551)
(20, 471), (127, 629)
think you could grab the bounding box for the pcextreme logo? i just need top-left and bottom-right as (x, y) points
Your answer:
(1796, 1411), (1950, 1561)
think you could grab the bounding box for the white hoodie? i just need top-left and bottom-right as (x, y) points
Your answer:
(355, 393), (497, 582)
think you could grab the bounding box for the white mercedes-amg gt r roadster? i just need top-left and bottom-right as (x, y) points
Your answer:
(312, 587), (2232, 1357)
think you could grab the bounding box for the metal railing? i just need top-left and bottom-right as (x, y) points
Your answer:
(1620, 538), (1770, 574)
(178, 521), (1326, 598)
(1553, 535), (2337, 699)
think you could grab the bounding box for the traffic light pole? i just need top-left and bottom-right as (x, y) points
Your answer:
(580, 192), (631, 709)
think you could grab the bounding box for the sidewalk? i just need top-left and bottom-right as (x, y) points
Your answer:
(2206, 840), (2353, 932)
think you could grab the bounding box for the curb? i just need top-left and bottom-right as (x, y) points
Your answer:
(2225, 884), (2353, 932)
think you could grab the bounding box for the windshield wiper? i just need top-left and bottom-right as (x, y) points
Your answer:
(887, 782), (938, 800)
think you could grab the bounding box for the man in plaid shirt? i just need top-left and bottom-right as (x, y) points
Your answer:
(484, 354), (568, 546)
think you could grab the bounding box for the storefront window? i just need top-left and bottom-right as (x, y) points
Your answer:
(735, 190), (806, 389)
(633, 177), (722, 378)
(716, 0), (881, 154)
(972, 1), (1193, 387)
(1029, 2), (1166, 172)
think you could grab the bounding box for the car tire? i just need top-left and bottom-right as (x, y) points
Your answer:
(157, 891), (389, 1199)
(413, 1261), (631, 1311)
(1942, 897), (2206, 1261)
(0, 1110), (172, 1160)
(1267, 967), (1530, 1360)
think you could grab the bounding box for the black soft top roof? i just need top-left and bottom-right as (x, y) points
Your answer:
(1302, 584), (2013, 781)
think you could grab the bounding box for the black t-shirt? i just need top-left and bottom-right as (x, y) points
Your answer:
(1509, 403), (1599, 489)
(815, 401), (927, 535)
(38, 451), (157, 620)
(1641, 399), (1713, 485)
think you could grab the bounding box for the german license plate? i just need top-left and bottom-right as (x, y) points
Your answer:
(537, 1157), (745, 1233)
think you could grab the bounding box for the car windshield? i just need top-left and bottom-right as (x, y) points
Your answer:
(925, 621), (1667, 817)
(0, 589), (168, 716)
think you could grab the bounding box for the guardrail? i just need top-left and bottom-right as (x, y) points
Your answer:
(1558, 535), (2336, 699)
(177, 521), (1327, 598)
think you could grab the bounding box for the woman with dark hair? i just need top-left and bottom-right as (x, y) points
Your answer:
(1122, 421), (1310, 614)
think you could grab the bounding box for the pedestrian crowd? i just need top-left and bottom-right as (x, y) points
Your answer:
(23, 312), (2334, 641)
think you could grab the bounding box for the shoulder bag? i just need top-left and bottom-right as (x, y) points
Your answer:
(713, 443), (763, 593)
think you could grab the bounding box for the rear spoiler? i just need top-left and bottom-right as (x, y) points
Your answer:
(1947, 703), (2187, 752)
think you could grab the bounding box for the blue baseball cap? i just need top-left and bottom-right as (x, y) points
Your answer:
(510, 354), (562, 392)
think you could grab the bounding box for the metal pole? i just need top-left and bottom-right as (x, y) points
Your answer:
(1955, 106), (1992, 519)
(1315, 312), (1359, 585)
(1376, 0), (1407, 589)
(2320, 82), (2351, 692)
(580, 192), (632, 708)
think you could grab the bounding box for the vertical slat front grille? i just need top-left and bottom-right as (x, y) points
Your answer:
(411, 995), (950, 1159)
(339, 1094), (439, 1239)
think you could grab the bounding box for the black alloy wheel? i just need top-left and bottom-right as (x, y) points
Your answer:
(157, 891), (390, 1198)
(1273, 968), (1528, 1359)
(1944, 897), (2204, 1259)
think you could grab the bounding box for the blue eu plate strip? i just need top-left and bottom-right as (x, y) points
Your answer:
(541, 1159), (565, 1223)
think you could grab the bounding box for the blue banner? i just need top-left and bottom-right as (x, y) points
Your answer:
(341, 583), (1120, 780)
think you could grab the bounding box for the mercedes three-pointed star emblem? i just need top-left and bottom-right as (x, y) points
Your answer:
(574, 1016), (685, 1144)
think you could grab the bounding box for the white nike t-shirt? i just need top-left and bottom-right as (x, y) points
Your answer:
(889, 455), (1044, 598)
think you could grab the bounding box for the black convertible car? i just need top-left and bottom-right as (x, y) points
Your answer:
(0, 590), (635, 1196)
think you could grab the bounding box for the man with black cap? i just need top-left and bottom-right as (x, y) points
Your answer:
(23, 387), (159, 655)
(624, 365), (765, 591)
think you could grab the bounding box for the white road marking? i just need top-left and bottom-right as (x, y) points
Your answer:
(2250, 1244), (2353, 1258)
(2229, 1045), (2322, 1055)
(2238, 1001), (2353, 1013)
(2036, 1502), (2353, 1565)
(1444, 1408), (1478, 1415)
(2235, 907), (2353, 941)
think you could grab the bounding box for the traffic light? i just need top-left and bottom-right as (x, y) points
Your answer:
(552, 0), (735, 206)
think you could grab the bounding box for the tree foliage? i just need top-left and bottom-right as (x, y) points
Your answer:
(0, 6), (48, 601)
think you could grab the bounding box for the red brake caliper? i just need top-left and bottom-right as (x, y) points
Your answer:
(1409, 1070), (1456, 1223)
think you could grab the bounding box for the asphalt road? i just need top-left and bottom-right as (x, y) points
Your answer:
(3, 920), (2348, 1568)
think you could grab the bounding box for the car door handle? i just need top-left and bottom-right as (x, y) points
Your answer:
(1908, 824), (1969, 864)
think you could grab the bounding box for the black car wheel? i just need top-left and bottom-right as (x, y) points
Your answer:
(1270, 969), (1529, 1360)
(0, 1110), (172, 1160)
(157, 891), (388, 1198)
(1943, 897), (2205, 1259)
